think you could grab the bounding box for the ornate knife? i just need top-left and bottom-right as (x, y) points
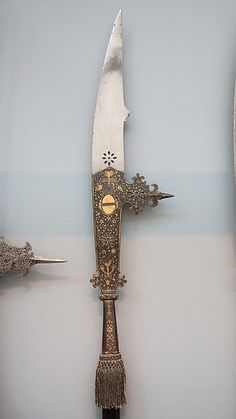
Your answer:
(0, 237), (66, 277)
(90, 11), (173, 418)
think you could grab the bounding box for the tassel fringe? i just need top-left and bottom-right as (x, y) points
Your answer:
(95, 353), (126, 409)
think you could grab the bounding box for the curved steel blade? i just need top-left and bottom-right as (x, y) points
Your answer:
(92, 10), (129, 175)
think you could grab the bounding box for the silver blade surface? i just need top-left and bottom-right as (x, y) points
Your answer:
(92, 10), (129, 175)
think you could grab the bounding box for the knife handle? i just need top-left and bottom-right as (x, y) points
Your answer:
(91, 168), (126, 297)
(91, 167), (173, 409)
(91, 168), (172, 296)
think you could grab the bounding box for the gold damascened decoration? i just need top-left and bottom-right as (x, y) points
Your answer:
(91, 167), (172, 409)
(100, 194), (117, 215)
(91, 168), (167, 297)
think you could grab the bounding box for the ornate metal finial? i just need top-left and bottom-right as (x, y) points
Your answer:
(0, 238), (66, 277)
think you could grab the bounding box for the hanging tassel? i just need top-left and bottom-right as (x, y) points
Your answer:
(95, 353), (126, 409)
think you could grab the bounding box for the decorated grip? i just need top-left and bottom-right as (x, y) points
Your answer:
(91, 168), (172, 297)
(91, 168), (173, 409)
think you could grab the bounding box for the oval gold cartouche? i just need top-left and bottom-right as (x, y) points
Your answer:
(101, 194), (116, 215)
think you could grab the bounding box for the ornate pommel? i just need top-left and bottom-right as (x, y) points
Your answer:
(0, 238), (66, 277)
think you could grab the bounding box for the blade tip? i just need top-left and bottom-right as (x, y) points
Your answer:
(31, 256), (67, 265)
(114, 9), (122, 26)
(159, 192), (175, 200)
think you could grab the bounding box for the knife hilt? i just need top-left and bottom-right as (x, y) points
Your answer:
(91, 168), (173, 409)
(0, 238), (66, 277)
